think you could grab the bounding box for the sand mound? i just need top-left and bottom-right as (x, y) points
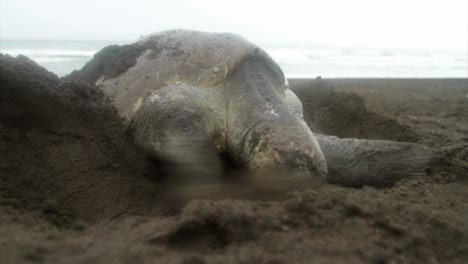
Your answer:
(291, 78), (419, 142)
(0, 54), (159, 226)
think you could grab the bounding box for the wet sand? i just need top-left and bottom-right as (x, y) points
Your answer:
(1, 55), (467, 264)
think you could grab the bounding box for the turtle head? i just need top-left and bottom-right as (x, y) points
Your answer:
(242, 112), (328, 180)
(224, 50), (328, 180)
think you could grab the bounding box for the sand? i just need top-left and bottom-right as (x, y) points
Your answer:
(1, 54), (467, 264)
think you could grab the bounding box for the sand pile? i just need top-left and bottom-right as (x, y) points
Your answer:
(291, 78), (419, 142)
(0, 54), (161, 226)
(0, 54), (467, 263)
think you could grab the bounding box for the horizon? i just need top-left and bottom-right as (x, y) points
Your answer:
(1, 36), (466, 54)
(1, 37), (465, 78)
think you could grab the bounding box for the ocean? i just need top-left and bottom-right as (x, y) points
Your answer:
(1, 39), (466, 78)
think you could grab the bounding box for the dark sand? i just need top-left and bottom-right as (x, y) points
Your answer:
(1, 55), (467, 264)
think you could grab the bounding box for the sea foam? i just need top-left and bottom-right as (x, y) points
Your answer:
(1, 40), (466, 78)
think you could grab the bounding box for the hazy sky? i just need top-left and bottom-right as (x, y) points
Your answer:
(1, 0), (467, 51)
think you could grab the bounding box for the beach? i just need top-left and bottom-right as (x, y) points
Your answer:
(1, 54), (467, 264)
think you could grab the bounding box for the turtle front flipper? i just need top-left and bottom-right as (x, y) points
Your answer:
(316, 134), (434, 187)
(129, 84), (225, 183)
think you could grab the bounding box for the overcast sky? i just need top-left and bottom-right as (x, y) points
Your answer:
(1, 0), (467, 51)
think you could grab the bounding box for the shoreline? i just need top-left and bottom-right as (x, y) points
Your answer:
(289, 77), (468, 83)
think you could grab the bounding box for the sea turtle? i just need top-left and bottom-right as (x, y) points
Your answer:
(73, 29), (433, 187)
